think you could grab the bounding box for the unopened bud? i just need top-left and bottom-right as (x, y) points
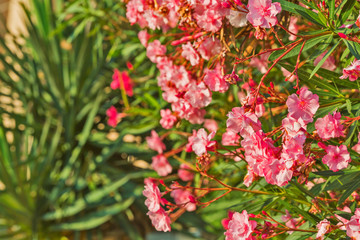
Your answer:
(338, 33), (347, 39)
(126, 61), (133, 70)
(265, 221), (272, 227)
(221, 1), (231, 8)
(189, 195), (196, 203)
(234, 0), (244, 7)
(318, 142), (327, 149)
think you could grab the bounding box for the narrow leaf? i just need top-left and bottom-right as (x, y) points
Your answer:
(309, 40), (340, 79)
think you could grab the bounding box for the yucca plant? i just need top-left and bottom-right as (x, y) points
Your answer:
(0, 0), (156, 239)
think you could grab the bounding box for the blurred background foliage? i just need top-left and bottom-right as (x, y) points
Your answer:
(0, 0), (161, 239)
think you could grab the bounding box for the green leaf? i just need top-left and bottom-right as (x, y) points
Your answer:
(346, 99), (353, 114)
(339, 173), (360, 204)
(343, 39), (360, 59)
(0, 122), (18, 186)
(329, 0), (335, 21)
(341, 48), (351, 61)
(279, 199), (319, 225)
(269, 35), (329, 61)
(274, 0), (325, 26)
(143, 93), (161, 109)
(43, 172), (142, 220)
(279, 63), (340, 96)
(50, 198), (134, 231)
(344, 120), (358, 146)
(336, 0), (356, 27)
(333, 210), (352, 220)
(315, 68), (358, 89)
(308, 34), (334, 61)
(313, 170), (344, 176)
(324, 171), (360, 191)
(309, 39), (340, 79)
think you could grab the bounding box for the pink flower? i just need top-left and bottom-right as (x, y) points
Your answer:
(111, 69), (133, 96)
(184, 82), (212, 108)
(204, 64), (229, 93)
(249, 52), (270, 74)
(172, 99), (206, 124)
(170, 188), (196, 212)
(186, 130), (197, 152)
(143, 180), (162, 212)
(282, 117), (307, 139)
(316, 219), (330, 240)
(106, 106), (124, 127)
(138, 30), (150, 47)
(246, 0), (282, 28)
(227, 10), (248, 28)
(288, 17), (298, 41)
(315, 111), (344, 140)
(281, 210), (298, 234)
(322, 145), (351, 172)
(204, 119), (219, 132)
(147, 40), (166, 63)
(186, 108), (206, 124)
(181, 42), (200, 66)
(147, 208), (171, 232)
(160, 109), (177, 129)
(192, 128), (216, 156)
(158, 63), (190, 90)
(106, 106), (118, 127)
(222, 129), (240, 146)
(224, 210), (257, 240)
(244, 94), (265, 117)
(143, 9), (168, 30)
(222, 211), (235, 230)
(353, 143), (360, 154)
(198, 37), (222, 60)
(281, 135), (306, 163)
(226, 107), (262, 138)
(286, 87), (319, 123)
(178, 164), (195, 181)
(268, 159), (293, 186)
(241, 78), (257, 92)
(151, 155), (172, 176)
(314, 52), (336, 71)
(126, 0), (148, 27)
(146, 130), (166, 154)
(352, 133), (360, 154)
(194, 7), (224, 32)
(340, 60), (360, 81)
(346, 209), (360, 239)
(334, 206), (351, 231)
(241, 131), (293, 186)
(281, 67), (296, 82)
(244, 165), (256, 187)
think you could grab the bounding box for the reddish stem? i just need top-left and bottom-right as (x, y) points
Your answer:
(252, 40), (303, 106)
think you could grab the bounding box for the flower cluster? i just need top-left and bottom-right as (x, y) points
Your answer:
(143, 179), (171, 232)
(118, 0), (360, 238)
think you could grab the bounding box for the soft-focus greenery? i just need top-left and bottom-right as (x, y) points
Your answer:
(0, 0), (160, 239)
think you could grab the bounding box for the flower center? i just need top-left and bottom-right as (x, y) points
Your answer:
(298, 100), (307, 110)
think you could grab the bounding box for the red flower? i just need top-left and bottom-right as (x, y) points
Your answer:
(111, 69), (133, 97)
